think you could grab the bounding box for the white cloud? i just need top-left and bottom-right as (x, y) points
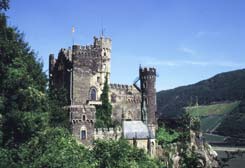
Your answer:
(138, 56), (244, 68)
(178, 47), (195, 55)
(142, 57), (244, 68)
(195, 31), (206, 38)
(195, 31), (220, 38)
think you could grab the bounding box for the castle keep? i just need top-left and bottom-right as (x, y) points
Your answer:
(49, 36), (157, 154)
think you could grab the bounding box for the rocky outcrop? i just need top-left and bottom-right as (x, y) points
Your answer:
(161, 130), (219, 168)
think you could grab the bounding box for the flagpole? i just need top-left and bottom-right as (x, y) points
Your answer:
(72, 26), (74, 45)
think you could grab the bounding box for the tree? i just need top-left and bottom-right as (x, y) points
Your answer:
(156, 127), (179, 146)
(95, 74), (112, 128)
(0, 0), (9, 11)
(17, 128), (95, 168)
(0, 0), (47, 147)
(48, 87), (69, 129)
(93, 139), (160, 168)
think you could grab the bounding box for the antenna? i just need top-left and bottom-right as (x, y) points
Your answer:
(101, 19), (106, 37)
(101, 27), (106, 37)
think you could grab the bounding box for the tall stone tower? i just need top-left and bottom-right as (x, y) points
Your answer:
(139, 67), (157, 125)
(49, 36), (112, 145)
(71, 36), (111, 105)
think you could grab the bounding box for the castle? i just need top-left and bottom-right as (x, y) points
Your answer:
(49, 36), (157, 155)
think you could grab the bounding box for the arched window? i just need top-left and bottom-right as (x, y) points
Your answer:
(80, 126), (87, 140)
(90, 88), (97, 101)
(111, 93), (117, 103)
(81, 130), (86, 140)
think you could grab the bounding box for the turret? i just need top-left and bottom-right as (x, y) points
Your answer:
(139, 67), (157, 125)
(97, 36), (112, 84)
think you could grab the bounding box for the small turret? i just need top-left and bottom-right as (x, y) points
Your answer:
(96, 36), (112, 84)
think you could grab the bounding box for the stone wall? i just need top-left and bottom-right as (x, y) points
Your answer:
(72, 37), (111, 105)
(67, 105), (96, 146)
(49, 48), (73, 103)
(94, 127), (122, 140)
(109, 84), (141, 122)
(128, 139), (156, 156)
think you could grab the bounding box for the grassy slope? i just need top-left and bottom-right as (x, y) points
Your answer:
(185, 101), (240, 133)
(185, 101), (240, 117)
(216, 100), (245, 138)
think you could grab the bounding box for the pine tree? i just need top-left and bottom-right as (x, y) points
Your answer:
(95, 74), (112, 128)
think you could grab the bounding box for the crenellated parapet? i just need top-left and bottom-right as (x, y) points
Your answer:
(109, 83), (141, 104)
(94, 127), (122, 140)
(65, 104), (96, 124)
(72, 45), (100, 57)
(139, 67), (156, 79)
(110, 83), (133, 90)
(94, 36), (112, 51)
(72, 36), (111, 57)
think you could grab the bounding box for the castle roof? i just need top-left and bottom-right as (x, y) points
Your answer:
(122, 121), (154, 139)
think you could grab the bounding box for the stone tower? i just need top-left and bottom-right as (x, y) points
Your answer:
(49, 36), (112, 145)
(71, 36), (111, 105)
(139, 67), (157, 125)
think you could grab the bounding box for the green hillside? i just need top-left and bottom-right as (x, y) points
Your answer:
(184, 101), (244, 141)
(216, 100), (245, 138)
(157, 69), (245, 118)
(185, 101), (240, 133)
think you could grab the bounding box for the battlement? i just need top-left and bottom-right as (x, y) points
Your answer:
(64, 104), (96, 111)
(94, 127), (122, 140)
(94, 127), (121, 133)
(49, 47), (72, 67)
(72, 44), (97, 54)
(110, 83), (134, 90)
(72, 36), (111, 54)
(94, 36), (112, 49)
(140, 67), (156, 76)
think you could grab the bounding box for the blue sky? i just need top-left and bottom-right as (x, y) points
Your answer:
(6, 0), (245, 91)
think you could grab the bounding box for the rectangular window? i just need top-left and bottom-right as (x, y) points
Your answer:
(81, 130), (86, 140)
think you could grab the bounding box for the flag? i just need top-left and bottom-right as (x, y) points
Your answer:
(72, 26), (75, 33)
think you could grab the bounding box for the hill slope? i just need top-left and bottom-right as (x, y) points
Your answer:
(157, 69), (245, 118)
(216, 100), (245, 138)
(185, 101), (240, 133)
